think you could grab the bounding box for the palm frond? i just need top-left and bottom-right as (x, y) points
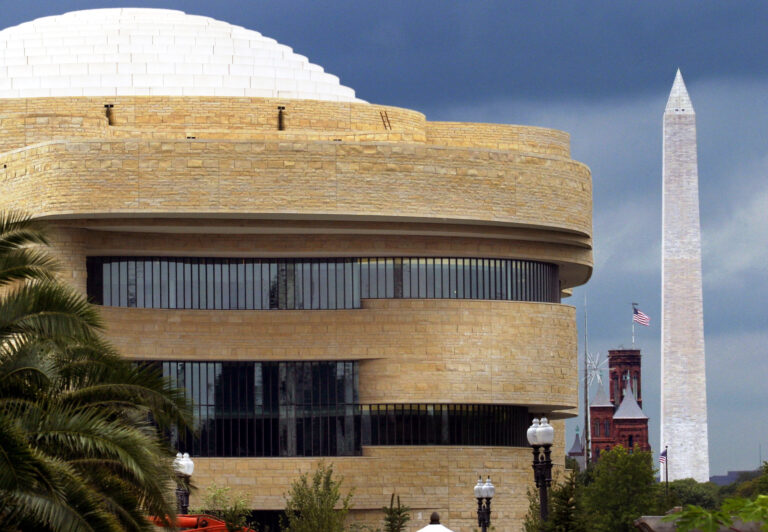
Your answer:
(0, 281), (102, 341)
(0, 211), (51, 252)
(0, 247), (60, 287)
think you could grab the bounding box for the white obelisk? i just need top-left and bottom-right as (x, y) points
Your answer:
(661, 69), (709, 482)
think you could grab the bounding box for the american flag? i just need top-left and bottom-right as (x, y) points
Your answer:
(659, 449), (667, 464)
(633, 307), (650, 327)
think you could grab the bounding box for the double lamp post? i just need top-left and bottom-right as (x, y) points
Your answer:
(472, 417), (554, 529)
(173, 452), (194, 515)
(527, 417), (555, 523)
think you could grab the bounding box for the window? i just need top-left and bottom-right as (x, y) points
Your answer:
(87, 256), (561, 309)
(146, 360), (531, 457)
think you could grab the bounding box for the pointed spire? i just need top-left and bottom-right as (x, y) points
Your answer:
(665, 69), (694, 114)
(568, 428), (584, 455)
(590, 382), (613, 407)
(614, 382), (648, 420)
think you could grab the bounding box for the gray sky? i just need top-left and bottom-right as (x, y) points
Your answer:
(2, 1), (766, 476)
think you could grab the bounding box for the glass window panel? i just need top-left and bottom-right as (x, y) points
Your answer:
(118, 260), (128, 307)
(427, 258), (436, 299)
(167, 260), (176, 309)
(291, 261), (301, 310)
(449, 258), (457, 299)
(159, 260), (169, 308)
(392, 258), (403, 299)
(336, 260), (345, 308)
(109, 261), (119, 307)
(311, 262), (320, 310)
(150, 260), (159, 308)
(235, 262), (244, 310)
(127, 260), (137, 307)
(418, 258), (427, 298)
(136, 260), (145, 308)
(360, 259), (370, 299)
(402, 258), (411, 298)
(319, 262), (328, 309)
(255, 261), (264, 310)
(190, 260), (199, 309)
(344, 261), (353, 308)
(327, 261), (336, 309)
(205, 260), (215, 309)
(441, 259), (450, 298)
(352, 261), (361, 308)
(302, 262), (312, 310)
(279, 262), (290, 310)
(268, 263), (278, 309)
(383, 259), (392, 298)
(220, 262), (229, 309)
(245, 261), (254, 310)
(175, 261), (184, 309)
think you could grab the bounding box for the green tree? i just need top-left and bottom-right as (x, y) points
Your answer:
(0, 212), (190, 532)
(522, 485), (543, 532)
(382, 493), (410, 532)
(663, 478), (721, 511)
(545, 471), (586, 532)
(282, 462), (353, 532)
(193, 483), (253, 532)
(664, 495), (768, 532)
(523, 471), (587, 532)
(732, 462), (768, 500)
(581, 446), (659, 532)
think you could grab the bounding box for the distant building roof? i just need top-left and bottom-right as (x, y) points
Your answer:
(613, 383), (648, 420)
(590, 383), (613, 408)
(568, 426), (584, 455)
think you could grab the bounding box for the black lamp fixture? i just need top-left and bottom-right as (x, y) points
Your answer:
(173, 452), (194, 515)
(527, 417), (554, 523)
(473, 475), (495, 532)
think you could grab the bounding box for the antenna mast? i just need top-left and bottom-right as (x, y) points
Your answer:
(583, 292), (590, 466)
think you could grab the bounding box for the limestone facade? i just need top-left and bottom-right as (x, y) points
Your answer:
(0, 15), (592, 530)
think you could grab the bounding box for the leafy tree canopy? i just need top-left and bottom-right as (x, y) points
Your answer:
(282, 462), (352, 532)
(581, 446), (659, 532)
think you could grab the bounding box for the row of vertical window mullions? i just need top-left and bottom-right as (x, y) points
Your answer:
(360, 258), (552, 301)
(360, 404), (524, 447)
(98, 258), (361, 310)
(167, 361), (358, 458)
(89, 257), (559, 309)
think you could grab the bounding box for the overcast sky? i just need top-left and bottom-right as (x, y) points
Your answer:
(2, 1), (766, 476)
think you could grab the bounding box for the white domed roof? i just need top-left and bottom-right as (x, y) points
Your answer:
(0, 8), (363, 102)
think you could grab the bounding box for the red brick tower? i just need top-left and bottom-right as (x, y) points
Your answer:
(590, 348), (651, 460)
(589, 383), (615, 461)
(608, 349), (642, 408)
(612, 383), (650, 452)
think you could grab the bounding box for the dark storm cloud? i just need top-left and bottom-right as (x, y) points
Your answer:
(3, 1), (768, 108)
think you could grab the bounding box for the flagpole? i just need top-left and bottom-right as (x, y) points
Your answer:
(631, 303), (636, 346)
(584, 292), (590, 466)
(665, 446), (669, 499)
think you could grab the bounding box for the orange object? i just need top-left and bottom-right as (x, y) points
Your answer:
(148, 514), (257, 532)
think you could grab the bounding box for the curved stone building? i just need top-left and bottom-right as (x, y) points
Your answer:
(0, 9), (593, 530)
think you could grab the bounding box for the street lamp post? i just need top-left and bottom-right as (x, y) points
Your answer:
(173, 452), (194, 515)
(527, 417), (554, 523)
(473, 475), (495, 532)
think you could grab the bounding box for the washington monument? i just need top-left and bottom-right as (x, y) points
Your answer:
(661, 69), (710, 482)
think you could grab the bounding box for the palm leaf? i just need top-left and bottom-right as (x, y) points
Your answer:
(0, 281), (102, 341)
